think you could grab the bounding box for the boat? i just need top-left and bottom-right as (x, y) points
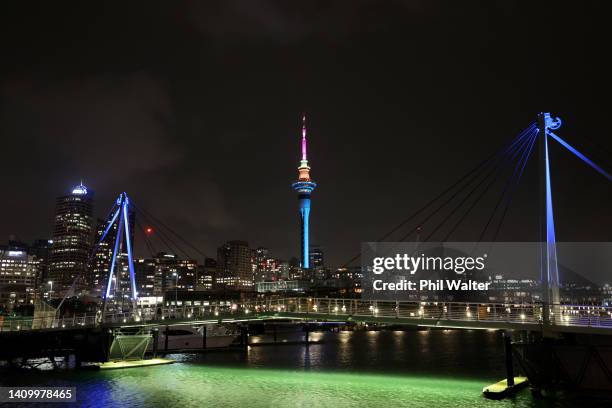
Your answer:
(482, 376), (529, 399)
(151, 324), (238, 351)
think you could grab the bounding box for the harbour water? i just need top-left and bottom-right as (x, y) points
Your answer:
(1, 329), (576, 407)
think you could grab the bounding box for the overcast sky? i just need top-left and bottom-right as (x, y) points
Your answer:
(1, 1), (611, 266)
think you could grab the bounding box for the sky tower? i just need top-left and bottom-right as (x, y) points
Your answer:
(291, 115), (317, 269)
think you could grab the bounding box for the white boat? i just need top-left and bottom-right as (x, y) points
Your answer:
(152, 324), (238, 350)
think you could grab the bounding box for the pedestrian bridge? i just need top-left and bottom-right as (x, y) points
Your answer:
(2, 297), (612, 336)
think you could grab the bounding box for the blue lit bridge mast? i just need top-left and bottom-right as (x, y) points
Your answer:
(98, 192), (138, 316)
(537, 112), (612, 325)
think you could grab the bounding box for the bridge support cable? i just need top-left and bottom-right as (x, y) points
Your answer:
(132, 205), (194, 260)
(474, 129), (537, 243)
(572, 134), (612, 170)
(339, 123), (536, 267)
(426, 127), (538, 242)
(446, 128), (538, 242)
(398, 126), (536, 243)
(134, 217), (158, 257)
(489, 130), (539, 243)
(131, 203), (209, 260)
(373, 124), (535, 242)
(547, 131), (612, 182)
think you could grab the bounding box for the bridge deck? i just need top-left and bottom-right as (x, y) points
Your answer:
(2, 298), (611, 335)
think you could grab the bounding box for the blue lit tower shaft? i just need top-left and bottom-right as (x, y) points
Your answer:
(297, 188), (314, 268)
(291, 116), (317, 269)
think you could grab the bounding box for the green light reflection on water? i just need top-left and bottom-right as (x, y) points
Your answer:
(92, 363), (536, 408)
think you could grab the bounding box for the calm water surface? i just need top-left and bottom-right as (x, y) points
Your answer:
(1, 330), (578, 407)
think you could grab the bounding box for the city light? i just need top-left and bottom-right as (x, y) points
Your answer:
(71, 183), (88, 195)
(0, 10), (610, 402)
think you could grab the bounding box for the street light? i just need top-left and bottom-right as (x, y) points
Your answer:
(172, 272), (178, 306)
(48, 281), (53, 299)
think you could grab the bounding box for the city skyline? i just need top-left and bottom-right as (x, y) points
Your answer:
(2, 2), (612, 268)
(2, 3), (612, 405)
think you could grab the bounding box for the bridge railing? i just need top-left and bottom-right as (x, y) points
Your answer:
(2, 298), (612, 333)
(241, 298), (612, 328)
(242, 298), (541, 324)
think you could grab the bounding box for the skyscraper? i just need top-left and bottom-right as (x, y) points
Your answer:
(133, 252), (198, 299)
(89, 217), (116, 297)
(291, 115), (317, 269)
(309, 245), (324, 269)
(48, 182), (94, 298)
(253, 247), (269, 283)
(216, 240), (253, 291)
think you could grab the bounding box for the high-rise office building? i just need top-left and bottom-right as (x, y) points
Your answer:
(253, 247), (269, 283)
(48, 183), (94, 297)
(309, 245), (324, 269)
(216, 240), (253, 291)
(0, 246), (41, 311)
(197, 258), (216, 290)
(134, 257), (158, 298)
(89, 218), (115, 297)
(176, 258), (197, 291)
(291, 115), (317, 269)
(29, 239), (52, 288)
(134, 252), (198, 297)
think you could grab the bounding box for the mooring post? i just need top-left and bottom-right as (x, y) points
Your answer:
(305, 323), (309, 346)
(503, 331), (515, 387)
(152, 328), (159, 357)
(164, 325), (169, 352)
(240, 326), (248, 351)
(75, 351), (82, 369)
(202, 325), (207, 349)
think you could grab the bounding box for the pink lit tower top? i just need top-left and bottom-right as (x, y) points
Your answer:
(291, 114), (317, 269)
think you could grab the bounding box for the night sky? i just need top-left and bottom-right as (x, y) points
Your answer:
(1, 1), (611, 266)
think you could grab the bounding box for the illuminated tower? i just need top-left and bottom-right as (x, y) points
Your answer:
(291, 115), (317, 269)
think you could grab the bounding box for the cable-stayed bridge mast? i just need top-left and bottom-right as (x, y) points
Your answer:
(99, 192), (138, 315)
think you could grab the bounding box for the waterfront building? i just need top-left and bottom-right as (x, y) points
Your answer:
(134, 257), (158, 297)
(486, 274), (540, 303)
(216, 240), (253, 291)
(256, 280), (308, 293)
(196, 258), (216, 291)
(134, 252), (198, 297)
(0, 247), (40, 311)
